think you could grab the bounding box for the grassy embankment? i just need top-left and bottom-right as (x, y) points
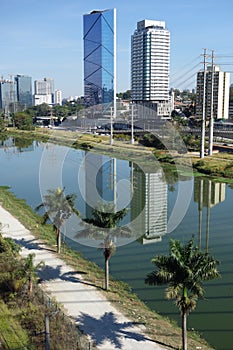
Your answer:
(0, 299), (30, 350)
(0, 185), (214, 350)
(0, 287), (81, 350)
(6, 127), (233, 182)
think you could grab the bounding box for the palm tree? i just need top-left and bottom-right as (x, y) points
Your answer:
(145, 237), (220, 350)
(20, 253), (44, 295)
(83, 203), (128, 290)
(36, 187), (80, 254)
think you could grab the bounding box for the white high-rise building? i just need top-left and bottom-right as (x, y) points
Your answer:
(131, 19), (170, 114)
(54, 89), (62, 105)
(196, 65), (230, 120)
(34, 77), (55, 106)
(34, 77), (54, 95)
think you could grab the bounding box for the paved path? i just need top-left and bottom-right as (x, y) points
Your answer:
(0, 205), (168, 350)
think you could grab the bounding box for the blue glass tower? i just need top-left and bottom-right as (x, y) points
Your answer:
(15, 75), (33, 108)
(83, 9), (116, 112)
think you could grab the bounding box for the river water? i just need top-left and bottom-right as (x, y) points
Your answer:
(0, 137), (232, 349)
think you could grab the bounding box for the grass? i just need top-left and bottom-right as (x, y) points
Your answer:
(5, 128), (233, 181)
(0, 185), (214, 350)
(0, 299), (30, 350)
(191, 155), (233, 180)
(6, 128), (155, 163)
(0, 288), (83, 350)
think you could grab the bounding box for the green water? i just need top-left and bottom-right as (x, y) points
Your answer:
(0, 138), (232, 349)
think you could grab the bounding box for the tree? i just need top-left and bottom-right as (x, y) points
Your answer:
(19, 253), (44, 295)
(116, 90), (131, 100)
(0, 238), (43, 295)
(33, 103), (51, 117)
(0, 116), (7, 133)
(0, 231), (23, 292)
(83, 203), (128, 290)
(145, 237), (220, 350)
(13, 112), (34, 130)
(35, 188), (80, 254)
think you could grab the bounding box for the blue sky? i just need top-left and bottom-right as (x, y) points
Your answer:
(1, 0), (233, 98)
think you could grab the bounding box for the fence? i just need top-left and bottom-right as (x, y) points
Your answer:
(34, 284), (96, 350)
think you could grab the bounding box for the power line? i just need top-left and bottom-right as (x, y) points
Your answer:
(172, 71), (198, 88)
(170, 56), (200, 78)
(170, 63), (201, 87)
(214, 63), (233, 65)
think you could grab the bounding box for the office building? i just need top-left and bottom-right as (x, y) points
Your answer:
(54, 89), (62, 105)
(196, 65), (230, 120)
(34, 77), (54, 95)
(229, 84), (233, 119)
(15, 74), (33, 108)
(34, 77), (54, 106)
(83, 9), (116, 114)
(34, 94), (53, 106)
(0, 79), (16, 111)
(131, 19), (170, 116)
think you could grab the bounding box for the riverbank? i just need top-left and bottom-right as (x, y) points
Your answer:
(0, 186), (213, 350)
(5, 128), (233, 182)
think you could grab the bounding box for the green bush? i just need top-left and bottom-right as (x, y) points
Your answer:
(80, 142), (93, 150)
(139, 133), (165, 149)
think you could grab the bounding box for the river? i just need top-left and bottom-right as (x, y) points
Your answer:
(0, 137), (232, 349)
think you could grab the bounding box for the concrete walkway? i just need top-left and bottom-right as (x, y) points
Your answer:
(0, 205), (168, 350)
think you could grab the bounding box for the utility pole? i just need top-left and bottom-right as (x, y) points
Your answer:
(131, 103), (134, 144)
(110, 106), (113, 145)
(200, 48), (207, 158)
(50, 106), (54, 127)
(208, 50), (214, 156)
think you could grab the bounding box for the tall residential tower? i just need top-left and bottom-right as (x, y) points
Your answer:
(196, 65), (230, 120)
(83, 9), (116, 114)
(131, 20), (171, 116)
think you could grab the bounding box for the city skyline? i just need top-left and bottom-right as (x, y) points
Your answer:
(1, 0), (233, 98)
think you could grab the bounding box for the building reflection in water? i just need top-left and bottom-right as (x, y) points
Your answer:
(130, 162), (167, 244)
(81, 153), (168, 245)
(0, 137), (37, 153)
(84, 152), (117, 220)
(194, 178), (226, 250)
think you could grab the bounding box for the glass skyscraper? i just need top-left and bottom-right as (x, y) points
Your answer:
(83, 9), (116, 113)
(15, 74), (33, 108)
(0, 80), (16, 111)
